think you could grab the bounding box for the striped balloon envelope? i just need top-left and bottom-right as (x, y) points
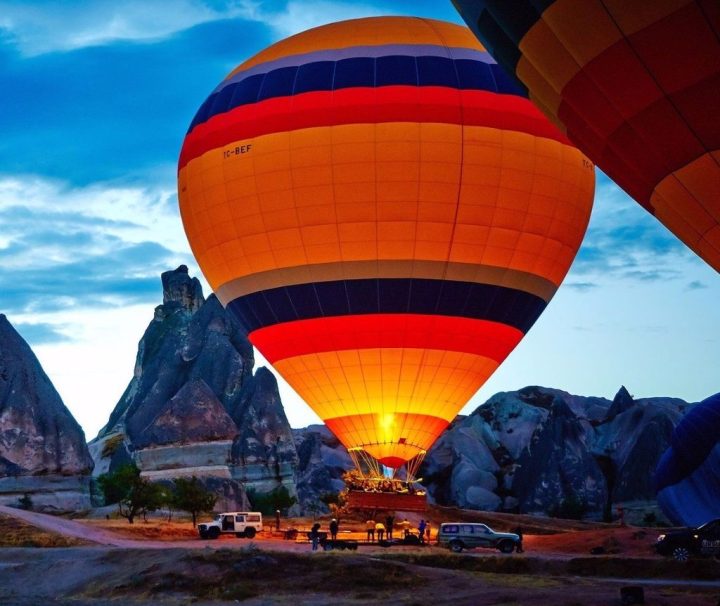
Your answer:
(452, 0), (720, 272)
(178, 17), (595, 471)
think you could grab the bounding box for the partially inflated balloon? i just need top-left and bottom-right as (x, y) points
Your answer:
(178, 17), (594, 468)
(655, 392), (720, 526)
(452, 1), (720, 271)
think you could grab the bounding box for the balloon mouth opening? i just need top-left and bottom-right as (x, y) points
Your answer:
(376, 456), (407, 469)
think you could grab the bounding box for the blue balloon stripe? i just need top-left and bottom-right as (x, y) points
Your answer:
(226, 277), (546, 335)
(188, 56), (525, 133)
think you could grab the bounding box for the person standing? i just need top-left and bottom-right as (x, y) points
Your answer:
(418, 519), (427, 543)
(513, 526), (524, 553)
(385, 515), (395, 540)
(425, 522), (431, 544)
(310, 523), (321, 552)
(375, 520), (386, 542)
(366, 519), (375, 542)
(329, 518), (339, 541)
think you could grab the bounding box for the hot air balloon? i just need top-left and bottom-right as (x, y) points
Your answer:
(178, 16), (594, 487)
(655, 392), (720, 527)
(452, 1), (720, 272)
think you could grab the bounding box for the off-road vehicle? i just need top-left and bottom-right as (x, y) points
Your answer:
(198, 512), (263, 539)
(655, 519), (720, 561)
(438, 522), (519, 554)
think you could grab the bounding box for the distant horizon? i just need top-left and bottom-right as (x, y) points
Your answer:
(1, 1), (718, 438)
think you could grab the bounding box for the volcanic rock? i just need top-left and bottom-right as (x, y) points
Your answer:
(0, 314), (93, 510)
(91, 266), (298, 511)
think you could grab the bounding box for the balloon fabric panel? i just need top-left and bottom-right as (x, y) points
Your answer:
(452, 0), (720, 272)
(178, 17), (595, 467)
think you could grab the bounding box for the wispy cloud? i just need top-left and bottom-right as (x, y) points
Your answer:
(0, 0), (393, 57)
(0, 0), (261, 56)
(0, 175), (197, 318)
(13, 321), (69, 344)
(569, 172), (695, 282)
(686, 280), (707, 291)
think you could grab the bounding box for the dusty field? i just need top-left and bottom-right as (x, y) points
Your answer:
(1, 544), (719, 606)
(0, 513), (90, 548)
(1, 506), (719, 605)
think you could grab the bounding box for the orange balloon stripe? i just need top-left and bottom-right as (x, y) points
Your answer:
(248, 314), (523, 364)
(178, 85), (568, 169)
(325, 412), (450, 460)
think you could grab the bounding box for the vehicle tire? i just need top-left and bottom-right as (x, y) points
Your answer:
(672, 546), (690, 562)
(499, 540), (515, 554)
(199, 530), (208, 540)
(244, 527), (257, 539)
(208, 527), (220, 540)
(449, 540), (464, 553)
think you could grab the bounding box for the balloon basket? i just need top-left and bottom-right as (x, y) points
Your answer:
(346, 490), (427, 512)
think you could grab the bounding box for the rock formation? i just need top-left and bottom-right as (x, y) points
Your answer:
(293, 424), (352, 513)
(419, 386), (688, 520)
(0, 314), (93, 511)
(90, 266), (298, 512)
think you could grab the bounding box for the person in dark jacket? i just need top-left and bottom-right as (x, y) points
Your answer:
(385, 515), (395, 540)
(310, 523), (321, 551)
(513, 526), (524, 553)
(329, 518), (339, 541)
(418, 519), (427, 543)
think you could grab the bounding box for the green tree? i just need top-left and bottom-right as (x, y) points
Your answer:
(171, 476), (217, 527)
(247, 485), (297, 515)
(97, 463), (164, 524)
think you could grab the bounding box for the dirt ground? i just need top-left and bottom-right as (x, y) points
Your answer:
(0, 505), (719, 606)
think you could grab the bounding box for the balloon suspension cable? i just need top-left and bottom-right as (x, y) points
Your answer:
(405, 450), (426, 484)
(347, 447), (383, 480)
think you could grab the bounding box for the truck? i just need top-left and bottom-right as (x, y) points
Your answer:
(197, 512), (263, 540)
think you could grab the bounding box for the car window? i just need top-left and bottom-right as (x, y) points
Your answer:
(235, 515), (245, 523)
(461, 525), (475, 534)
(247, 514), (261, 522)
(478, 525), (490, 533)
(442, 525), (459, 534)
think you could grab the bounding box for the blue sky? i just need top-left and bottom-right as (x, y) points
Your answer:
(1, 1), (718, 438)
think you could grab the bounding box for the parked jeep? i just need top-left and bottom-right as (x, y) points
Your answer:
(438, 522), (519, 554)
(198, 512), (263, 540)
(655, 519), (720, 561)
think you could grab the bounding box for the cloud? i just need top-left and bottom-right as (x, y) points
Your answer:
(0, 0), (263, 56)
(686, 280), (707, 291)
(564, 281), (598, 292)
(262, 1), (384, 38)
(0, 175), (199, 316)
(14, 321), (70, 344)
(569, 171), (696, 282)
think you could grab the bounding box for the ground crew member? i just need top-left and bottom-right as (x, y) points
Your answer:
(366, 519), (375, 542)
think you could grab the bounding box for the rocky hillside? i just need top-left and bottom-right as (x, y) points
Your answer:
(90, 266), (298, 512)
(420, 386), (687, 520)
(0, 315), (94, 511)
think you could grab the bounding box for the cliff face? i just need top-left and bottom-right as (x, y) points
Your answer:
(0, 314), (93, 511)
(420, 386), (687, 519)
(90, 266), (298, 511)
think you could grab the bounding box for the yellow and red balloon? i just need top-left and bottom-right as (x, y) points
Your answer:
(178, 17), (594, 468)
(453, 0), (720, 272)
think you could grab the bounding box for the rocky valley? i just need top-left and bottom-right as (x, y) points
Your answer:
(0, 267), (702, 521)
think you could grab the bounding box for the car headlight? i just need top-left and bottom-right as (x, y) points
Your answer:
(657, 534), (666, 542)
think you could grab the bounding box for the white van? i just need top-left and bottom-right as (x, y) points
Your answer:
(198, 512), (263, 539)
